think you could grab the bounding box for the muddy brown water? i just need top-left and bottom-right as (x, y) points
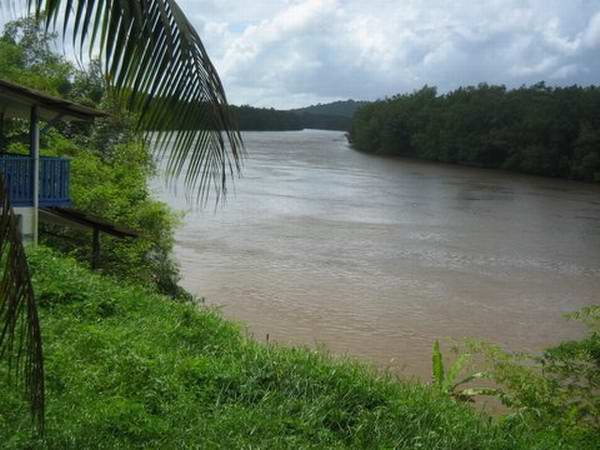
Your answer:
(153, 130), (600, 379)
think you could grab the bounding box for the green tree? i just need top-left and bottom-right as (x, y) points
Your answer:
(0, 16), (73, 95)
(573, 125), (600, 181)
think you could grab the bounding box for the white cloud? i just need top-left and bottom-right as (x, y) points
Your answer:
(176, 0), (600, 108)
(550, 64), (583, 79)
(583, 12), (600, 48)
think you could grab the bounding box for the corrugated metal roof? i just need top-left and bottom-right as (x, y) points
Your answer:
(0, 79), (108, 122)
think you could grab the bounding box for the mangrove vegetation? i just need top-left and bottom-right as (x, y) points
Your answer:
(349, 84), (600, 182)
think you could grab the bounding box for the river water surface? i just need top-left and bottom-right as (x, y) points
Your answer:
(155, 130), (600, 378)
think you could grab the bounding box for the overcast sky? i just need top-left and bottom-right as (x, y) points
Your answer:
(174, 0), (600, 109)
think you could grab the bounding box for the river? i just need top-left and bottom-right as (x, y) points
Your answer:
(154, 130), (600, 378)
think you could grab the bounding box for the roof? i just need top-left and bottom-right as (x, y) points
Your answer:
(0, 79), (108, 122)
(40, 207), (139, 239)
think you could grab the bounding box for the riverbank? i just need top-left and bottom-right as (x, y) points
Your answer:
(0, 246), (585, 449)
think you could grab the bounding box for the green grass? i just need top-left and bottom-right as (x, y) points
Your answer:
(0, 247), (584, 448)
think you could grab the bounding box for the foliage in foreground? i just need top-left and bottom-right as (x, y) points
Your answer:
(0, 247), (588, 449)
(41, 131), (184, 297)
(431, 340), (497, 402)
(0, 178), (45, 433)
(468, 305), (600, 444)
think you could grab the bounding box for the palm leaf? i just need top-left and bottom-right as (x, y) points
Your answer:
(24, 0), (244, 204)
(452, 371), (490, 390)
(444, 352), (471, 391)
(0, 175), (45, 433)
(457, 387), (501, 399)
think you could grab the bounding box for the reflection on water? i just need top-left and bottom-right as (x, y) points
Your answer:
(153, 130), (600, 378)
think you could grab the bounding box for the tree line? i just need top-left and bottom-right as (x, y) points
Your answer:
(231, 105), (352, 131)
(291, 99), (368, 118)
(349, 83), (600, 182)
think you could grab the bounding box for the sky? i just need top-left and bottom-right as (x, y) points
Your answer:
(175, 0), (600, 109)
(2, 1), (600, 109)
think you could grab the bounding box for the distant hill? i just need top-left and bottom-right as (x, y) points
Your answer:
(292, 111), (352, 131)
(231, 100), (370, 132)
(231, 105), (303, 131)
(291, 100), (370, 118)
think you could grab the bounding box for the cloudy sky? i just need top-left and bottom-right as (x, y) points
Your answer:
(174, 0), (600, 109)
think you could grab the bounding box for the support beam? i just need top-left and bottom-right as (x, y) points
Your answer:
(30, 105), (39, 246)
(0, 112), (4, 149)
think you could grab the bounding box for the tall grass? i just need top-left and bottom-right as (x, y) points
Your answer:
(0, 247), (584, 448)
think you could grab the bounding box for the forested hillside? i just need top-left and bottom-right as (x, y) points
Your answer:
(292, 99), (369, 118)
(232, 105), (352, 131)
(231, 105), (303, 131)
(349, 84), (600, 182)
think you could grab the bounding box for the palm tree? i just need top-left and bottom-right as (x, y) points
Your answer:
(0, 180), (44, 432)
(1, 0), (243, 433)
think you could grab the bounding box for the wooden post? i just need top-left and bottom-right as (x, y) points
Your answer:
(30, 105), (39, 246)
(91, 227), (100, 270)
(0, 112), (5, 150)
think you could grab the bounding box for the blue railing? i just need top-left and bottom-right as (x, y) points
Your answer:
(0, 155), (71, 207)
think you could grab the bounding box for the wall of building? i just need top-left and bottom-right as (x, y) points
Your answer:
(14, 206), (35, 242)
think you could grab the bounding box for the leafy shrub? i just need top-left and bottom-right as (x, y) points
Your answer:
(38, 131), (185, 298)
(468, 306), (600, 446)
(431, 340), (498, 402)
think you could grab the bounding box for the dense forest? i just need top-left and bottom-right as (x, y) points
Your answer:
(231, 105), (303, 131)
(231, 101), (361, 131)
(349, 84), (600, 182)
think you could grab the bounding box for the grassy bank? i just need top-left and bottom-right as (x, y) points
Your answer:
(0, 248), (584, 449)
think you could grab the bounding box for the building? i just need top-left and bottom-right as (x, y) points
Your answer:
(0, 79), (106, 242)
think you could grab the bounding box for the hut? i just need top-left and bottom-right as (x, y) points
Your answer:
(0, 79), (138, 266)
(0, 79), (106, 242)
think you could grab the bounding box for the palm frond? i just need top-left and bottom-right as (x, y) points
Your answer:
(452, 371), (489, 391)
(27, 0), (244, 204)
(444, 352), (471, 391)
(0, 174), (45, 433)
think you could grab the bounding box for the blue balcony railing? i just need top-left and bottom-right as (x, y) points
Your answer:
(0, 154), (71, 207)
